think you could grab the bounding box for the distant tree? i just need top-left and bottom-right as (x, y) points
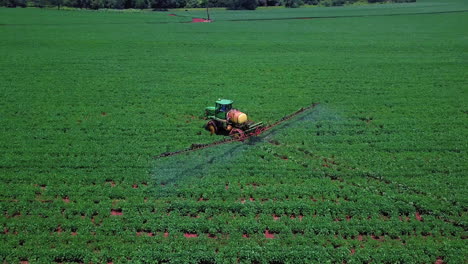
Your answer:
(49, 0), (64, 9)
(134, 0), (149, 8)
(304, 0), (318, 5)
(110, 0), (126, 9)
(226, 0), (257, 10)
(2, 0), (27, 7)
(266, 0), (281, 5)
(88, 0), (100, 8)
(32, 0), (47, 7)
(150, 0), (175, 9)
(283, 0), (303, 7)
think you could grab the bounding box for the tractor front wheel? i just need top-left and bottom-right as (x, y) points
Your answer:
(205, 121), (217, 135)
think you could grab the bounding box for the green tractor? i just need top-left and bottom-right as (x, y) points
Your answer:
(204, 99), (264, 139)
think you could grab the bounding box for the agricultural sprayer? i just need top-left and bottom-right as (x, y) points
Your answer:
(155, 100), (319, 158)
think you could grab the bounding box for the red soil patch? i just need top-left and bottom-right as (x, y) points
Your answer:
(56, 226), (63, 234)
(62, 197), (70, 203)
(137, 231), (154, 237)
(350, 248), (356, 255)
(207, 234), (216, 239)
(110, 209), (123, 216)
(168, 14), (176, 16)
(192, 18), (212, 23)
(346, 215), (352, 221)
(71, 232), (77, 236)
(107, 262), (113, 264)
(164, 231), (169, 237)
(20, 261), (29, 264)
(242, 234), (249, 238)
(357, 234), (363, 241)
(240, 198), (246, 204)
(225, 184), (229, 190)
(184, 233), (198, 238)
(249, 197), (255, 202)
(434, 257), (444, 264)
(132, 184), (138, 189)
(273, 214), (280, 221)
(264, 230), (275, 239)
(415, 212), (423, 221)
(198, 197), (205, 201)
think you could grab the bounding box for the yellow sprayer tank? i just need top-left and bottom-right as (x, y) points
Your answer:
(227, 109), (248, 124)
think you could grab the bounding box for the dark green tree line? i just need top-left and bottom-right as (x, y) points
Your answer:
(0, 0), (415, 10)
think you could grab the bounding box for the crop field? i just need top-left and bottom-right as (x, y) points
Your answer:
(1, 0), (467, 263)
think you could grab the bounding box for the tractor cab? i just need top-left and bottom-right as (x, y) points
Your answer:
(205, 99), (233, 120)
(215, 99), (233, 117)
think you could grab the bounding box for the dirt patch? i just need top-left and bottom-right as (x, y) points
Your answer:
(264, 230), (275, 239)
(192, 18), (212, 23)
(137, 231), (154, 237)
(184, 233), (198, 238)
(111, 209), (123, 216)
(415, 212), (423, 221)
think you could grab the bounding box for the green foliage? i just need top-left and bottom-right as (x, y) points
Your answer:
(368, 0), (415, 3)
(0, 0), (27, 7)
(225, 0), (258, 10)
(283, 0), (303, 8)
